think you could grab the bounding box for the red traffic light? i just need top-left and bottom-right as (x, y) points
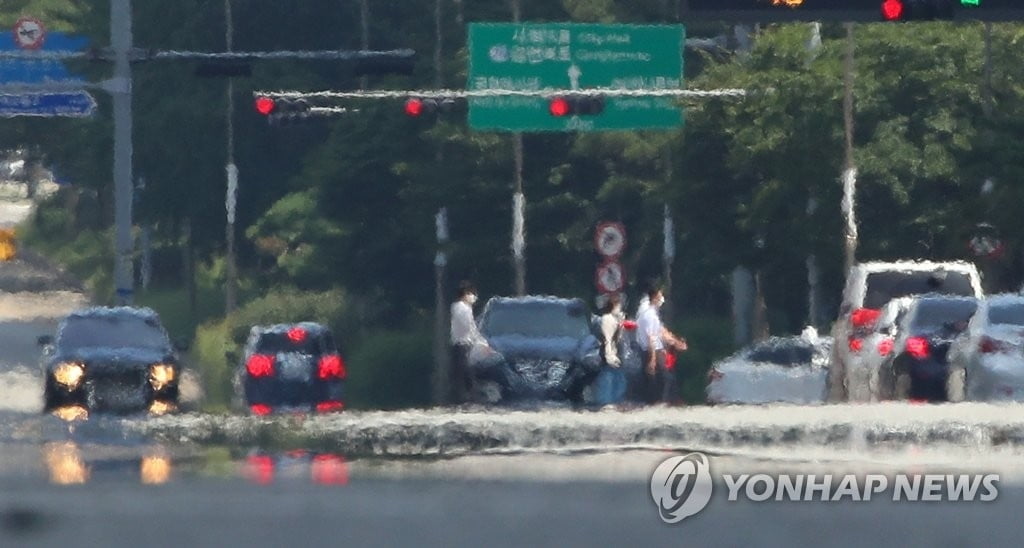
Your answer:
(255, 96), (275, 116)
(881, 0), (905, 20)
(405, 98), (425, 117)
(549, 97), (570, 117)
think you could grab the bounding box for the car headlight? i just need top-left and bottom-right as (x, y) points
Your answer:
(53, 362), (85, 389)
(149, 364), (176, 391)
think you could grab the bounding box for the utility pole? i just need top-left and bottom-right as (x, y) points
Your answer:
(511, 0), (526, 296)
(111, 0), (135, 305)
(841, 23), (858, 274)
(224, 0), (239, 314)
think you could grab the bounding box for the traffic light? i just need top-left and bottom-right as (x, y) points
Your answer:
(254, 96), (313, 126)
(881, 0), (956, 21)
(403, 97), (456, 118)
(548, 95), (605, 117)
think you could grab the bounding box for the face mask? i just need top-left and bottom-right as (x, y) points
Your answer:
(466, 294), (478, 305)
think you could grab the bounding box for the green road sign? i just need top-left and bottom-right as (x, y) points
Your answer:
(468, 23), (685, 132)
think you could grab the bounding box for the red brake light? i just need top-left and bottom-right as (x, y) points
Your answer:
(317, 355), (346, 380)
(850, 308), (881, 328)
(311, 454), (349, 485)
(848, 337), (864, 352)
(906, 337), (930, 359)
(250, 403), (272, 416)
(246, 354), (275, 378)
(621, 320), (638, 331)
(878, 337), (894, 356)
(287, 327), (307, 344)
(315, 401), (345, 413)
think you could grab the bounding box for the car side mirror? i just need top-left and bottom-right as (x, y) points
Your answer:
(37, 335), (53, 347)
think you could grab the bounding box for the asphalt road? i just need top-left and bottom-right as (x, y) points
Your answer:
(0, 248), (1022, 546)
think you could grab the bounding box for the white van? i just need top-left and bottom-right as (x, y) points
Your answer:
(827, 260), (983, 402)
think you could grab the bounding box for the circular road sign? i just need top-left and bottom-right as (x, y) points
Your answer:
(596, 261), (625, 294)
(594, 222), (626, 258)
(13, 17), (46, 50)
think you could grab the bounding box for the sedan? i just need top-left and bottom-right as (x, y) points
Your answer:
(947, 294), (1024, 401)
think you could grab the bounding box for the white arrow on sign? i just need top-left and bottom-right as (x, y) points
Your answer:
(568, 64), (581, 91)
(596, 261), (625, 294)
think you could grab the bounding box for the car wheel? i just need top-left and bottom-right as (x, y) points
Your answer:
(946, 368), (966, 403)
(894, 373), (912, 400)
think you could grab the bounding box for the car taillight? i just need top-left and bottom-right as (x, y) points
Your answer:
(317, 355), (346, 380)
(250, 403), (272, 416)
(621, 320), (638, 330)
(287, 327), (307, 344)
(906, 337), (930, 359)
(848, 337), (864, 352)
(850, 308), (881, 328)
(315, 401), (345, 413)
(246, 354), (275, 377)
(707, 368), (723, 381)
(980, 336), (1008, 354)
(878, 338), (895, 356)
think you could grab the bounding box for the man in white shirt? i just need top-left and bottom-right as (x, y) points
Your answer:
(636, 284), (687, 404)
(450, 281), (485, 404)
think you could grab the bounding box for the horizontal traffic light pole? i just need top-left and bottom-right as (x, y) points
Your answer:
(685, 0), (1024, 22)
(252, 88), (749, 100)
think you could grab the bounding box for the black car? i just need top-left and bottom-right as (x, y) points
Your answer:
(470, 296), (602, 404)
(237, 322), (346, 415)
(40, 307), (182, 415)
(886, 295), (979, 402)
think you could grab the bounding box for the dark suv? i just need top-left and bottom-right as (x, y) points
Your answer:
(237, 322), (346, 414)
(40, 307), (181, 416)
(469, 296), (602, 404)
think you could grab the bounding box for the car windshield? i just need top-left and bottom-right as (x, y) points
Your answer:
(909, 299), (978, 331)
(988, 303), (1024, 326)
(255, 330), (330, 355)
(746, 342), (815, 367)
(863, 270), (975, 309)
(58, 315), (170, 350)
(481, 301), (590, 339)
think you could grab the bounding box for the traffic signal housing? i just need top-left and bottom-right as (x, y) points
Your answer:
(254, 97), (313, 126)
(548, 95), (605, 117)
(881, 0), (956, 21)
(403, 97), (456, 118)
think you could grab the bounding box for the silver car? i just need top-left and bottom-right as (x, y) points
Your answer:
(948, 294), (1024, 402)
(706, 331), (832, 405)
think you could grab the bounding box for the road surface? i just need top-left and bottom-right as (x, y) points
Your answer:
(0, 250), (1022, 546)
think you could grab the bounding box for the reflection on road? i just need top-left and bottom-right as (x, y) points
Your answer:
(246, 450), (349, 486)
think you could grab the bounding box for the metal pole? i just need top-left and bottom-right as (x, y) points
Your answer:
(224, 0), (238, 314)
(841, 23), (858, 274)
(511, 0), (526, 296)
(434, 0), (443, 89)
(433, 208), (450, 406)
(111, 0), (134, 305)
(359, 0), (370, 90)
(662, 204), (675, 323)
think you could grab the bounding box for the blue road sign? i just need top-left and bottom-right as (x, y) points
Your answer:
(0, 31), (96, 117)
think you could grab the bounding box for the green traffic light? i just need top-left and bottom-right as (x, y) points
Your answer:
(961, 0), (979, 5)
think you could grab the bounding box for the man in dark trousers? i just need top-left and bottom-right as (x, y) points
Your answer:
(449, 281), (486, 404)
